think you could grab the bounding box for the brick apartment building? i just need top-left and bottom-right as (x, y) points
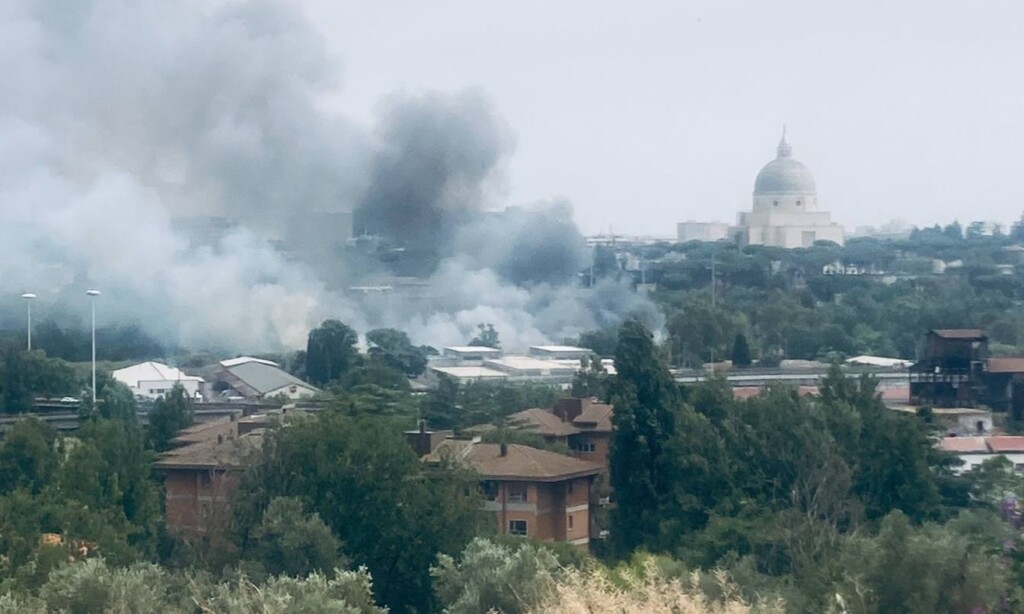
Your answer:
(420, 436), (602, 548)
(469, 397), (614, 470)
(153, 414), (272, 535)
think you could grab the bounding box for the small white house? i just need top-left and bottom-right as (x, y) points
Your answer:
(112, 361), (204, 400)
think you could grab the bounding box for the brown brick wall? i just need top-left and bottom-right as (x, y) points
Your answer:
(163, 469), (239, 536)
(490, 478), (591, 548)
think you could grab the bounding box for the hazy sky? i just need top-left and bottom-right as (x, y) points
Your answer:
(300, 1), (1024, 236)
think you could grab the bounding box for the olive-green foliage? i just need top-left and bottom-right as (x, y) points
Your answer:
(833, 511), (1008, 614)
(0, 557), (383, 614)
(432, 537), (562, 614)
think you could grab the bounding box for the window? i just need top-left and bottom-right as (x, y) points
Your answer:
(574, 439), (596, 453)
(509, 520), (528, 536)
(480, 481), (498, 501)
(1016, 463), (1024, 474)
(199, 472), (212, 487)
(508, 484), (528, 503)
(568, 514), (574, 531)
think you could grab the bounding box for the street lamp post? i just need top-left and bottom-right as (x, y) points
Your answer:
(21, 293), (36, 350)
(87, 289), (101, 401)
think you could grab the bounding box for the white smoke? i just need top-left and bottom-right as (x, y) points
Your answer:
(0, 0), (658, 354)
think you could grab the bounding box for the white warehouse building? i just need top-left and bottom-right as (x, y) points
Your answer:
(112, 361), (204, 400)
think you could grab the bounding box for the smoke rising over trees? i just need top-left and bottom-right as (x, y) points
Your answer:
(0, 0), (655, 354)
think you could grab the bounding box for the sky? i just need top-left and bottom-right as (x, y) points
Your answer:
(299, 0), (1024, 237)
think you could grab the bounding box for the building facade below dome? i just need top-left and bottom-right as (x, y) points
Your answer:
(736, 129), (844, 248)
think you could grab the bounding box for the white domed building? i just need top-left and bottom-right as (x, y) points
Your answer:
(735, 130), (844, 248)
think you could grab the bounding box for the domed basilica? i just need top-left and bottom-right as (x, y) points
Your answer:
(735, 129), (844, 248)
(676, 129), (844, 247)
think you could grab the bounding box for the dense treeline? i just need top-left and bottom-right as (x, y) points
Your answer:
(604, 319), (1024, 611)
(8, 289), (1024, 610)
(579, 225), (1024, 366)
(0, 321), (164, 363)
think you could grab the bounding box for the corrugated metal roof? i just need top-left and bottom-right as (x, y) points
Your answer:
(225, 362), (316, 395)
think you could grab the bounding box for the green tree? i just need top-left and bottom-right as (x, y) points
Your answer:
(250, 497), (343, 578)
(56, 418), (160, 559)
(305, 320), (360, 386)
(835, 511), (1006, 613)
(147, 384), (194, 452)
(235, 412), (487, 612)
(87, 375), (137, 422)
(0, 418), (58, 496)
(1, 348), (77, 413)
(366, 328), (428, 377)
(570, 354), (609, 400)
(608, 319), (681, 555)
(731, 333), (752, 368)
(421, 374), (460, 429)
(469, 323), (500, 349)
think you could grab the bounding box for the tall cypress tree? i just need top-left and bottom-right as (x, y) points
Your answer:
(731, 333), (752, 368)
(608, 319), (680, 556)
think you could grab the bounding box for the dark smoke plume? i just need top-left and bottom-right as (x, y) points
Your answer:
(353, 90), (512, 276)
(0, 0), (661, 352)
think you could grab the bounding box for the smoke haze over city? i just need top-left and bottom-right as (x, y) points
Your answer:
(0, 0), (658, 351)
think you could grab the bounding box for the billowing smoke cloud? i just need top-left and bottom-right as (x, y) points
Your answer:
(353, 90), (513, 276)
(454, 200), (589, 286)
(0, 0), (659, 353)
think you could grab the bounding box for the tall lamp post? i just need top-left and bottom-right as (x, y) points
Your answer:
(87, 289), (101, 401)
(21, 293), (36, 350)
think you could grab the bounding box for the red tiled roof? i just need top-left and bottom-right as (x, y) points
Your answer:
(573, 403), (613, 432)
(731, 386), (818, 400)
(169, 418), (239, 447)
(938, 437), (989, 453)
(932, 329), (986, 339)
(154, 431), (262, 470)
(985, 436), (1024, 453)
(987, 358), (1024, 374)
(504, 408), (579, 437)
(428, 441), (602, 481)
(879, 386), (910, 402)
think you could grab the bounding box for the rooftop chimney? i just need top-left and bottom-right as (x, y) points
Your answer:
(500, 442), (508, 457)
(217, 434), (224, 444)
(554, 398), (585, 423)
(405, 420), (438, 458)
